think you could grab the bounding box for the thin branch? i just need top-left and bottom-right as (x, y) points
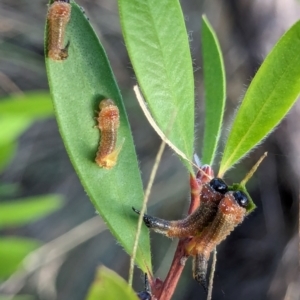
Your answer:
(0, 216), (105, 298)
(156, 239), (188, 300)
(128, 133), (167, 286)
(133, 85), (209, 178)
(240, 152), (268, 186)
(133, 86), (186, 160)
(0, 71), (23, 95)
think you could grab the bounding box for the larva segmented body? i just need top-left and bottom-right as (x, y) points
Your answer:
(133, 177), (248, 291)
(95, 99), (121, 169)
(47, 0), (71, 61)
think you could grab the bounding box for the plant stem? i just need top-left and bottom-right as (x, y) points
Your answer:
(155, 239), (188, 300)
(128, 136), (167, 286)
(153, 175), (202, 300)
(189, 174), (201, 214)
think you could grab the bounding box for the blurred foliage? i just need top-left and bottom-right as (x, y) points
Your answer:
(0, 92), (53, 171)
(85, 266), (138, 300)
(0, 194), (63, 229)
(0, 183), (18, 198)
(0, 296), (34, 300)
(0, 237), (40, 279)
(0, 92), (64, 279)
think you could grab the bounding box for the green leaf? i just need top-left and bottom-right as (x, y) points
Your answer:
(0, 237), (40, 279)
(219, 21), (300, 176)
(85, 266), (138, 300)
(0, 194), (63, 229)
(0, 92), (53, 119)
(118, 0), (194, 171)
(201, 16), (226, 165)
(45, 1), (151, 272)
(0, 116), (32, 146)
(0, 142), (17, 171)
(0, 92), (53, 172)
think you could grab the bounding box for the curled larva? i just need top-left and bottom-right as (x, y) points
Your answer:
(95, 99), (122, 169)
(47, 0), (71, 61)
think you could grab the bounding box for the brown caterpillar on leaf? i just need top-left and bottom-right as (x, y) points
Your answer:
(95, 99), (123, 169)
(47, 0), (71, 61)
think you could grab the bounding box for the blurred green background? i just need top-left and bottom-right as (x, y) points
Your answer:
(0, 0), (299, 299)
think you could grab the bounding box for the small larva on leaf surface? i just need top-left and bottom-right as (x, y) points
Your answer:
(47, 0), (71, 61)
(95, 99), (122, 169)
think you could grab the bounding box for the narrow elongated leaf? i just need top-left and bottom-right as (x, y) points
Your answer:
(0, 195), (63, 229)
(0, 92), (53, 171)
(201, 16), (226, 165)
(85, 266), (138, 300)
(0, 92), (53, 119)
(45, 1), (151, 271)
(0, 142), (17, 171)
(219, 21), (300, 176)
(0, 237), (40, 279)
(0, 116), (32, 145)
(118, 0), (194, 171)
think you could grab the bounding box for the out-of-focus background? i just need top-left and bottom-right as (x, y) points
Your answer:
(0, 0), (299, 299)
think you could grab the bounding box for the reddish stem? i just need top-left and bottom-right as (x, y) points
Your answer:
(152, 167), (214, 300)
(152, 175), (201, 300)
(189, 174), (201, 214)
(155, 239), (188, 300)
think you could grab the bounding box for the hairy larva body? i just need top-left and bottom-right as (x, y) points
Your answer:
(95, 99), (121, 169)
(47, 0), (71, 61)
(133, 178), (248, 291)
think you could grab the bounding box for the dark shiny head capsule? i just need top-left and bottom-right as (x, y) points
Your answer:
(137, 291), (152, 300)
(233, 191), (249, 208)
(209, 178), (228, 194)
(137, 273), (152, 300)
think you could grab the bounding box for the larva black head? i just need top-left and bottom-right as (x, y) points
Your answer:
(209, 178), (228, 194)
(137, 291), (152, 300)
(233, 191), (249, 208)
(137, 273), (152, 300)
